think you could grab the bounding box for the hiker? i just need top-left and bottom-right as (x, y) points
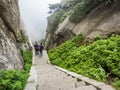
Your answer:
(39, 43), (44, 56)
(34, 42), (39, 55)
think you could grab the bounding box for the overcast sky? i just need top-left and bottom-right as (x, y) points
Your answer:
(19, 0), (61, 42)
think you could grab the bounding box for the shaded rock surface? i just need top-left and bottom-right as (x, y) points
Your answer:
(45, 16), (75, 50)
(73, 1), (120, 39)
(0, 0), (23, 70)
(45, 28), (75, 50)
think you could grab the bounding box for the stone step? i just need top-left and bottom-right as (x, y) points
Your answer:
(70, 85), (97, 90)
(36, 51), (115, 90)
(75, 81), (86, 88)
(54, 66), (115, 90)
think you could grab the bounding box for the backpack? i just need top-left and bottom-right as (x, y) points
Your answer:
(35, 45), (39, 51)
(38, 46), (41, 51)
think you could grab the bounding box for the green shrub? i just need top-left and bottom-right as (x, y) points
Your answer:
(0, 70), (28, 90)
(60, 12), (68, 22)
(21, 50), (32, 72)
(0, 50), (32, 90)
(112, 78), (120, 90)
(48, 35), (120, 89)
(20, 30), (28, 43)
(94, 35), (101, 41)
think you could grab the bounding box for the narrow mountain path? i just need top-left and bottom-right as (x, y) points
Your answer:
(35, 50), (97, 90)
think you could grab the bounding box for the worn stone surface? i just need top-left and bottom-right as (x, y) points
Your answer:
(70, 85), (97, 90)
(75, 81), (86, 88)
(24, 49), (37, 90)
(36, 51), (71, 90)
(54, 66), (115, 90)
(0, 0), (23, 70)
(35, 51), (98, 90)
(36, 51), (77, 90)
(24, 66), (37, 90)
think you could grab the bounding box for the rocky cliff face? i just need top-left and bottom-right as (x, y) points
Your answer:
(0, 0), (23, 70)
(45, 15), (76, 49)
(45, 0), (120, 49)
(60, 0), (73, 8)
(73, 1), (120, 39)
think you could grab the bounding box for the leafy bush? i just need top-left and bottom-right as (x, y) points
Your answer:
(20, 29), (28, 43)
(48, 35), (120, 89)
(21, 50), (32, 72)
(0, 50), (32, 90)
(112, 78), (120, 90)
(0, 70), (28, 90)
(94, 35), (102, 41)
(60, 12), (68, 22)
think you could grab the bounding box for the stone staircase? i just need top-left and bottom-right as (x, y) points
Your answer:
(54, 66), (115, 90)
(70, 85), (97, 90)
(36, 64), (98, 90)
(25, 51), (115, 90)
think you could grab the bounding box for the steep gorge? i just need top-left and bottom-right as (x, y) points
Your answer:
(0, 0), (23, 70)
(45, 0), (120, 50)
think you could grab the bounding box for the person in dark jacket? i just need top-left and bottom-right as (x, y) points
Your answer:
(39, 43), (44, 56)
(34, 42), (39, 55)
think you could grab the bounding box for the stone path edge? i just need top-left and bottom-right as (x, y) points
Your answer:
(53, 66), (115, 90)
(24, 50), (37, 90)
(47, 52), (115, 90)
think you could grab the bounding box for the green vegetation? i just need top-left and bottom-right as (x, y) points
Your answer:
(47, 3), (67, 34)
(93, 35), (102, 41)
(47, 10), (67, 34)
(69, 0), (115, 23)
(20, 29), (28, 43)
(21, 50), (32, 73)
(60, 12), (68, 22)
(0, 70), (28, 90)
(48, 34), (120, 89)
(39, 39), (45, 47)
(0, 50), (32, 90)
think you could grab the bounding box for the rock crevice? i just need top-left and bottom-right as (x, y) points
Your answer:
(0, 0), (23, 70)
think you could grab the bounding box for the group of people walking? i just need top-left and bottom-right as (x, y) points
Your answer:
(34, 43), (44, 57)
